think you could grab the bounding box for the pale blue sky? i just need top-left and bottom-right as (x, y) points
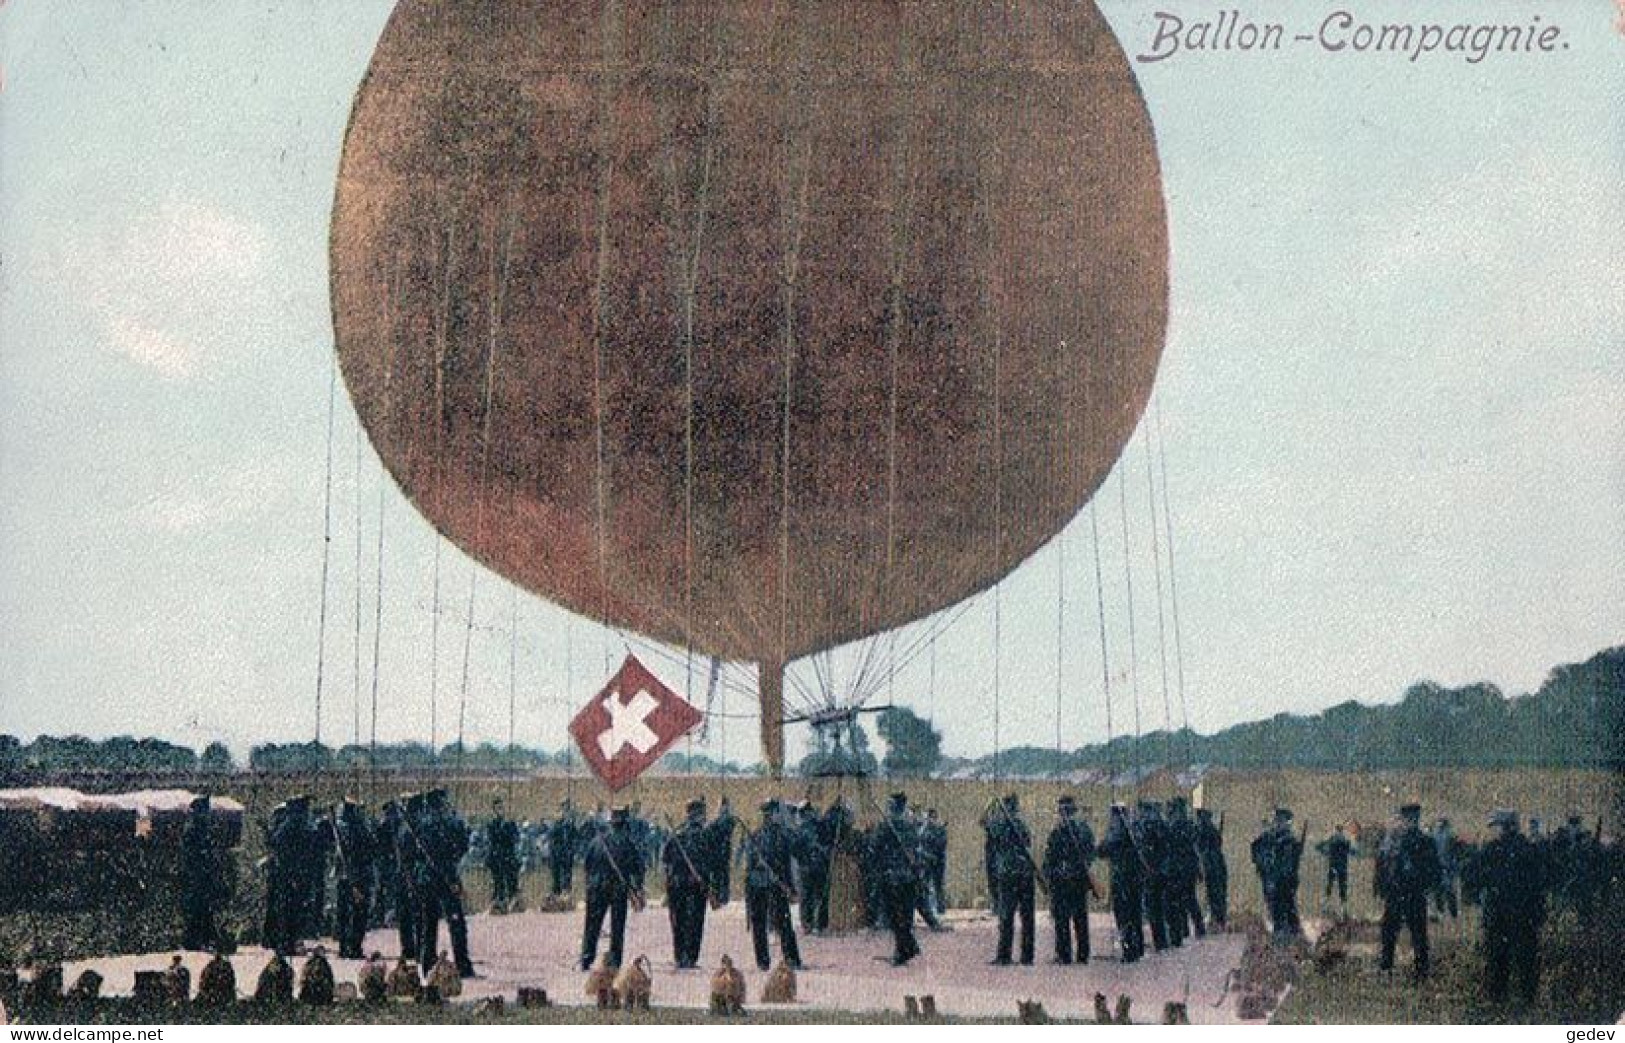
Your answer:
(1, 2), (1620, 764)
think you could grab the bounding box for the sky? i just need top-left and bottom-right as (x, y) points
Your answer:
(1, 1), (1621, 767)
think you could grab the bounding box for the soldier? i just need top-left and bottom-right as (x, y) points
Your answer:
(412, 789), (475, 979)
(711, 796), (737, 906)
(1431, 817), (1461, 920)
(180, 795), (225, 951)
(389, 797), (421, 961)
(984, 793), (1036, 966)
(262, 798), (308, 955)
(1316, 824), (1353, 910)
(922, 808), (949, 916)
(1098, 803), (1146, 963)
(485, 798), (520, 912)
(1194, 808), (1228, 929)
(1252, 808), (1304, 941)
(1135, 800), (1175, 949)
(1376, 803), (1440, 979)
(1043, 796), (1096, 965)
(549, 800), (580, 897)
(298, 796), (332, 944)
(1166, 797), (1205, 941)
(332, 799), (375, 960)
(794, 802), (831, 935)
(740, 800), (802, 972)
(371, 801), (402, 930)
(662, 799), (714, 969)
(579, 806), (646, 971)
(1473, 809), (1546, 1004)
(870, 792), (923, 965)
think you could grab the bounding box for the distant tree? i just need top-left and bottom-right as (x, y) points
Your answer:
(0, 734), (22, 773)
(876, 706), (943, 777)
(200, 742), (235, 773)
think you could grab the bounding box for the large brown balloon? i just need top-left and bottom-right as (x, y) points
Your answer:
(332, 1), (1167, 673)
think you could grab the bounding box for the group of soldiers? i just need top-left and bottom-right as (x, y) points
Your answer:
(248, 789), (475, 980)
(176, 785), (1613, 1009)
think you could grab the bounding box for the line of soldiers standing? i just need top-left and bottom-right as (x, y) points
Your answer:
(257, 789), (475, 980)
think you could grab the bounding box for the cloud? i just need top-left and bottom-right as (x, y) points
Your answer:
(52, 196), (272, 381)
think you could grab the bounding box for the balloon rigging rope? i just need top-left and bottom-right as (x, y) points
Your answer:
(313, 351), (337, 745)
(1090, 500), (1116, 805)
(352, 422), (364, 751)
(427, 215), (457, 770)
(590, 0), (624, 682)
(1156, 398), (1195, 766)
(1118, 468), (1143, 798)
(1146, 422), (1175, 774)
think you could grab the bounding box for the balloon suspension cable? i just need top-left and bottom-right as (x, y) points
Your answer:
(352, 423), (364, 752)
(1145, 421), (1175, 777)
(368, 469), (385, 800)
(1090, 500), (1116, 805)
(507, 585), (518, 801)
(313, 351), (338, 746)
(1118, 467), (1142, 798)
(1156, 398), (1195, 767)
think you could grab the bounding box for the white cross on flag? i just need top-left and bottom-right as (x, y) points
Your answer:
(568, 654), (702, 792)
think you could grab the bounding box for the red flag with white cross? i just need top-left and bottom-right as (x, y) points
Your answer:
(568, 654), (702, 792)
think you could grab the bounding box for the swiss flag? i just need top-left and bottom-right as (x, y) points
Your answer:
(569, 654), (702, 792)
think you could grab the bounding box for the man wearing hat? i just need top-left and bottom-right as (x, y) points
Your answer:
(662, 799), (715, 968)
(870, 792), (923, 965)
(580, 806), (647, 971)
(1098, 803), (1146, 962)
(1475, 810), (1546, 1003)
(1251, 808), (1304, 941)
(414, 789), (476, 978)
(984, 794), (1036, 965)
(741, 799), (802, 971)
(370, 800), (404, 934)
(794, 801), (832, 935)
(485, 798), (521, 913)
(332, 798), (376, 960)
(548, 799), (582, 898)
(1166, 797), (1205, 941)
(922, 809), (949, 917)
(1135, 800), (1175, 949)
(180, 795), (224, 951)
(1194, 807), (1228, 930)
(1043, 796), (1096, 965)
(1375, 803), (1440, 978)
(262, 797), (310, 955)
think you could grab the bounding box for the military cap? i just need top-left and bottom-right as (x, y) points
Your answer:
(1167, 796), (1188, 809)
(426, 787), (450, 804)
(889, 792), (908, 809)
(1488, 809), (1517, 827)
(1002, 793), (1020, 810)
(1566, 814), (1582, 826)
(404, 793), (427, 813)
(1273, 807), (1293, 822)
(760, 798), (780, 812)
(289, 795), (312, 811)
(610, 805), (631, 822)
(1195, 808), (1214, 819)
(1398, 803), (1422, 819)
(685, 798), (706, 816)
(1058, 795), (1077, 810)
(189, 795), (211, 813)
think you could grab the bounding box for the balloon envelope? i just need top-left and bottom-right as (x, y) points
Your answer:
(331, 0), (1168, 665)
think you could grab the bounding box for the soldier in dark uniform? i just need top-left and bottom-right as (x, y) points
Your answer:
(1317, 824), (1353, 908)
(923, 808), (949, 916)
(371, 801), (402, 930)
(1166, 797), (1205, 940)
(1194, 808), (1227, 929)
(299, 797), (333, 945)
(1376, 803), (1440, 979)
(984, 793), (1036, 965)
(662, 799), (714, 969)
(332, 798), (376, 960)
(794, 802), (831, 935)
(485, 798), (520, 911)
(1043, 796), (1095, 965)
(868, 792), (923, 965)
(1136, 800), (1175, 949)
(580, 806), (646, 970)
(1473, 809), (1546, 1004)
(712, 796), (737, 905)
(1430, 817), (1461, 920)
(390, 796), (421, 961)
(262, 798), (307, 955)
(1098, 803), (1146, 963)
(741, 800), (802, 972)
(413, 789), (475, 978)
(180, 795), (225, 951)
(549, 800), (580, 897)
(1252, 808), (1304, 941)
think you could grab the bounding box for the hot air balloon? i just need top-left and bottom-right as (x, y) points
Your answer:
(330, 0), (1168, 775)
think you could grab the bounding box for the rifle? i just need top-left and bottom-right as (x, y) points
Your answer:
(327, 809), (365, 905)
(661, 813), (721, 910)
(986, 798), (1050, 898)
(739, 826), (797, 903)
(864, 794), (923, 879)
(589, 830), (647, 911)
(399, 805), (465, 901)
